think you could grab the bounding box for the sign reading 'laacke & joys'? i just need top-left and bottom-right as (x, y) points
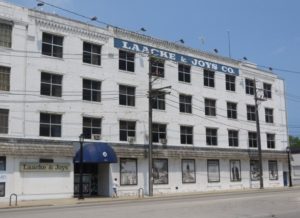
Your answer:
(114, 38), (239, 75)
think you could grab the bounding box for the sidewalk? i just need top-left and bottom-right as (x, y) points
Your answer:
(1, 187), (299, 210)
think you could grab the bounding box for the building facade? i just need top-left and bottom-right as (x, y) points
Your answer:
(0, 2), (289, 201)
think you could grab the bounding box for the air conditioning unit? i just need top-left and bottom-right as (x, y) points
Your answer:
(160, 138), (167, 145)
(127, 136), (136, 144)
(92, 134), (101, 140)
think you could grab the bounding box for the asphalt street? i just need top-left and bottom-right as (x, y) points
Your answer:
(1, 189), (300, 218)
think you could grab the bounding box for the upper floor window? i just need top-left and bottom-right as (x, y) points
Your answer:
(152, 123), (167, 143)
(267, 133), (275, 149)
(150, 58), (164, 77)
(179, 94), (192, 113)
(227, 102), (237, 119)
(0, 22), (12, 48)
(0, 66), (10, 91)
(39, 112), (62, 137)
(226, 74), (235, 91)
(152, 91), (165, 110)
(0, 156), (6, 171)
(0, 109), (9, 134)
(228, 130), (239, 147)
(119, 120), (136, 141)
(178, 64), (191, 83)
(248, 132), (257, 148)
(83, 42), (101, 66)
(180, 126), (193, 144)
(204, 70), (215, 87)
(245, 78), (254, 95)
(263, 83), (272, 99)
(247, 105), (256, 121)
(206, 128), (218, 146)
(265, 108), (274, 123)
(119, 50), (135, 72)
(41, 72), (62, 97)
(83, 117), (101, 139)
(83, 79), (101, 102)
(42, 32), (63, 58)
(119, 85), (135, 106)
(205, 98), (216, 116)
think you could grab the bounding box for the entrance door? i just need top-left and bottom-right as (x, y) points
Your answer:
(283, 171), (288, 186)
(74, 163), (98, 197)
(98, 164), (110, 196)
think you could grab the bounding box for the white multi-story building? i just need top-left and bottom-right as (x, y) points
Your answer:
(0, 1), (289, 201)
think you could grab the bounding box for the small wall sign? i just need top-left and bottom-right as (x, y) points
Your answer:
(20, 163), (71, 172)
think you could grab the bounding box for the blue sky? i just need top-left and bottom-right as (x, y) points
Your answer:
(7, 0), (300, 137)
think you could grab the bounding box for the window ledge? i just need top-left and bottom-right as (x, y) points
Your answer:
(82, 62), (103, 69)
(178, 81), (192, 85)
(203, 86), (216, 90)
(40, 95), (64, 100)
(118, 69), (136, 75)
(41, 54), (64, 61)
(118, 105), (136, 109)
(82, 100), (103, 105)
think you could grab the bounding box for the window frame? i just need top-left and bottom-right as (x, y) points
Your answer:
(180, 125), (193, 145)
(207, 159), (220, 183)
(228, 130), (239, 147)
(226, 74), (236, 91)
(227, 102), (237, 119)
(82, 116), (102, 139)
(179, 94), (192, 114)
(150, 57), (165, 78)
(153, 158), (169, 185)
(152, 123), (167, 143)
(230, 160), (242, 182)
(40, 72), (63, 97)
(119, 120), (136, 141)
(0, 66), (10, 91)
(83, 41), (102, 66)
(206, 128), (218, 146)
(178, 63), (191, 83)
(245, 78), (255, 95)
(205, 98), (216, 116)
(204, 69), (215, 88)
(120, 158), (138, 186)
(152, 91), (165, 110)
(0, 182), (5, 197)
(268, 160), (278, 180)
(119, 50), (135, 72)
(182, 159), (196, 184)
(0, 156), (6, 171)
(247, 105), (256, 121)
(119, 85), (135, 107)
(250, 160), (260, 181)
(0, 21), (12, 48)
(248, 132), (257, 148)
(263, 83), (272, 99)
(0, 109), (9, 134)
(82, 79), (101, 102)
(39, 112), (62, 137)
(265, 108), (274, 123)
(266, 133), (275, 149)
(41, 32), (63, 58)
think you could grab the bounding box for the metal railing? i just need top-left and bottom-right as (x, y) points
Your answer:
(9, 193), (18, 207)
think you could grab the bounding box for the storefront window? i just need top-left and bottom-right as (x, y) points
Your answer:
(230, 160), (241, 182)
(207, 160), (220, 182)
(0, 156), (5, 171)
(120, 158), (137, 185)
(0, 183), (5, 197)
(153, 159), (168, 184)
(182, 159), (196, 183)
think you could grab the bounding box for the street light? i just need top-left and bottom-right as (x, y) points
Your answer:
(286, 146), (293, 187)
(78, 133), (85, 200)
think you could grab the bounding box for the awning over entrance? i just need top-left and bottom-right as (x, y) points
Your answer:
(74, 143), (118, 163)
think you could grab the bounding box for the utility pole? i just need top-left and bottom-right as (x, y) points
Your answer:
(254, 79), (264, 189)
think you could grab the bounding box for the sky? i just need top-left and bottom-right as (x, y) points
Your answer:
(6, 0), (300, 137)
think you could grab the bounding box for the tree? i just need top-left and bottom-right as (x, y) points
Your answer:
(289, 135), (300, 147)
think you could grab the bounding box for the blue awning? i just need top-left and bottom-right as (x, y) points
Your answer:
(74, 142), (118, 163)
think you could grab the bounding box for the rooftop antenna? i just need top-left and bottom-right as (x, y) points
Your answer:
(227, 30), (231, 58)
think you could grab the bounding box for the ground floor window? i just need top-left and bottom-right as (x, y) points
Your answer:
(153, 159), (168, 184)
(182, 159), (196, 183)
(120, 158), (137, 186)
(0, 156), (5, 171)
(250, 160), (260, 181)
(0, 182), (5, 197)
(207, 160), (220, 182)
(268, 160), (278, 180)
(230, 160), (241, 182)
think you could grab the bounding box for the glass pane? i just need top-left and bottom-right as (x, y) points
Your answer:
(92, 91), (101, 102)
(40, 124), (50, 136)
(41, 83), (51, 96)
(83, 52), (91, 64)
(52, 75), (62, 85)
(83, 79), (91, 89)
(51, 125), (61, 137)
(92, 44), (101, 54)
(53, 46), (63, 58)
(83, 42), (91, 52)
(51, 114), (61, 124)
(53, 35), (63, 45)
(42, 33), (52, 43)
(40, 113), (50, 123)
(83, 89), (91, 101)
(42, 43), (52, 56)
(83, 117), (91, 127)
(41, 73), (51, 83)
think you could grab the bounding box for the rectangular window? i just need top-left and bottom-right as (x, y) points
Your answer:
(245, 78), (254, 95)
(39, 113), (62, 137)
(40, 72), (62, 97)
(247, 105), (256, 121)
(0, 22), (12, 48)
(226, 74), (235, 91)
(179, 94), (192, 113)
(204, 69), (215, 87)
(227, 102), (237, 119)
(119, 120), (136, 141)
(206, 128), (218, 146)
(230, 160), (241, 182)
(42, 32), (63, 58)
(178, 64), (191, 83)
(265, 108), (274, 123)
(83, 42), (101, 65)
(207, 160), (220, 183)
(82, 79), (101, 102)
(153, 159), (168, 184)
(0, 156), (6, 171)
(152, 91), (165, 110)
(119, 50), (135, 72)
(119, 85), (135, 106)
(180, 126), (193, 144)
(267, 133), (275, 149)
(250, 160), (260, 181)
(268, 160), (278, 180)
(83, 117), (101, 139)
(0, 182), (5, 197)
(248, 132), (257, 148)
(152, 123), (167, 143)
(182, 159), (196, 183)
(150, 57), (165, 77)
(228, 130), (239, 147)
(0, 66), (10, 91)
(0, 109), (9, 134)
(263, 83), (272, 99)
(205, 98), (216, 116)
(120, 158), (137, 185)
